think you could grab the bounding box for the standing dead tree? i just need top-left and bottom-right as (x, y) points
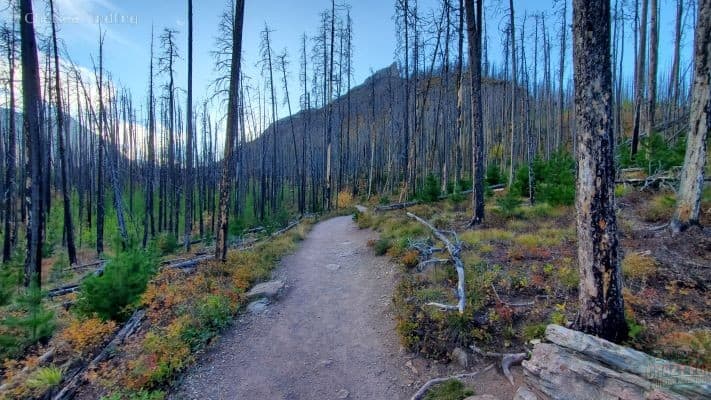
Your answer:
(671, 0), (710, 233)
(466, 0), (485, 226)
(184, 0), (194, 251)
(49, 0), (77, 265)
(572, 0), (628, 342)
(19, 0), (45, 286)
(215, 0), (246, 261)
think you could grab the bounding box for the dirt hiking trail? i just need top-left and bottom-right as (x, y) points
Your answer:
(171, 215), (518, 400)
(171, 216), (415, 399)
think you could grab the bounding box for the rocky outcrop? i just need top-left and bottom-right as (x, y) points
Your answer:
(517, 325), (710, 400)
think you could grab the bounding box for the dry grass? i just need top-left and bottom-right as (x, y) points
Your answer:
(622, 252), (658, 281)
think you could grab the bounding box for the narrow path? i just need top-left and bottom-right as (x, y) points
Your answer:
(171, 216), (416, 400)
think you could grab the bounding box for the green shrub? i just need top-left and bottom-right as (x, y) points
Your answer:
(373, 238), (392, 256)
(154, 233), (178, 256)
(523, 323), (547, 342)
(78, 249), (158, 321)
(486, 163), (505, 186)
(0, 250), (23, 306)
(0, 279), (56, 358)
(195, 294), (232, 333)
(537, 152), (575, 206)
(496, 191), (522, 219)
(424, 379), (474, 400)
(419, 174), (441, 203)
(618, 132), (686, 174)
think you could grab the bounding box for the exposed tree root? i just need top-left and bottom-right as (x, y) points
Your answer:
(469, 344), (527, 386)
(410, 364), (495, 400)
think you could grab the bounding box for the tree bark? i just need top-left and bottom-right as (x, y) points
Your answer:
(646, 0), (658, 137)
(671, 0), (710, 232)
(49, 0), (77, 265)
(2, 23), (17, 263)
(20, 0), (45, 287)
(631, 0), (648, 156)
(572, 0), (627, 343)
(465, 0), (484, 226)
(215, 0), (245, 261)
(184, 0), (194, 251)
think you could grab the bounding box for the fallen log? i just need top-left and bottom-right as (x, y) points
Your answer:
(52, 309), (146, 400)
(407, 212), (466, 314)
(410, 364), (495, 400)
(375, 200), (420, 212)
(66, 259), (106, 271)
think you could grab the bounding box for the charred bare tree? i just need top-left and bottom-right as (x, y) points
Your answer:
(465, 0), (484, 226)
(184, 0), (194, 251)
(20, 0), (45, 286)
(2, 22), (17, 263)
(671, 0), (710, 233)
(631, 0), (648, 157)
(215, 0), (245, 261)
(49, 0), (77, 265)
(572, 0), (627, 342)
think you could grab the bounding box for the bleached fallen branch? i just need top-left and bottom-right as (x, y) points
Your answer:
(425, 302), (460, 311)
(410, 364), (495, 400)
(407, 212), (465, 314)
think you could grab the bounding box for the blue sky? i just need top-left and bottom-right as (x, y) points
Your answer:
(2, 0), (695, 134)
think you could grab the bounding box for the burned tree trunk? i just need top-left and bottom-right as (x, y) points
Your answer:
(20, 0), (45, 286)
(49, 0), (77, 265)
(671, 0), (710, 232)
(215, 0), (245, 261)
(572, 0), (627, 342)
(631, 0), (648, 157)
(2, 23), (17, 263)
(184, 0), (194, 251)
(465, 0), (484, 226)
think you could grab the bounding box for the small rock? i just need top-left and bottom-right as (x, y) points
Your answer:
(405, 360), (418, 374)
(464, 395), (501, 400)
(473, 310), (489, 325)
(246, 280), (285, 300)
(336, 389), (349, 399)
(246, 298), (269, 314)
(451, 347), (469, 369)
(513, 386), (539, 400)
(325, 263), (341, 271)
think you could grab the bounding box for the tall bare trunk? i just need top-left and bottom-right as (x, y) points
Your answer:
(671, 0), (710, 232)
(49, 0), (77, 265)
(572, 0), (627, 342)
(184, 0), (194, 251)
(2, 22), (17, 263)
(20, 0), (44, 287)
(646, 0), (658, 136)
(215, 0), (245, 261)
(631, 0), (648, 156)
(465, 0), (484, 226)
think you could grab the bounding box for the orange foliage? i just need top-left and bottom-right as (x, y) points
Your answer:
(401, 250), (420, 269)
(58, 317), (116, 355)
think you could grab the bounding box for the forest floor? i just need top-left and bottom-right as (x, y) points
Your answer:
(169, 215), (519, 400)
